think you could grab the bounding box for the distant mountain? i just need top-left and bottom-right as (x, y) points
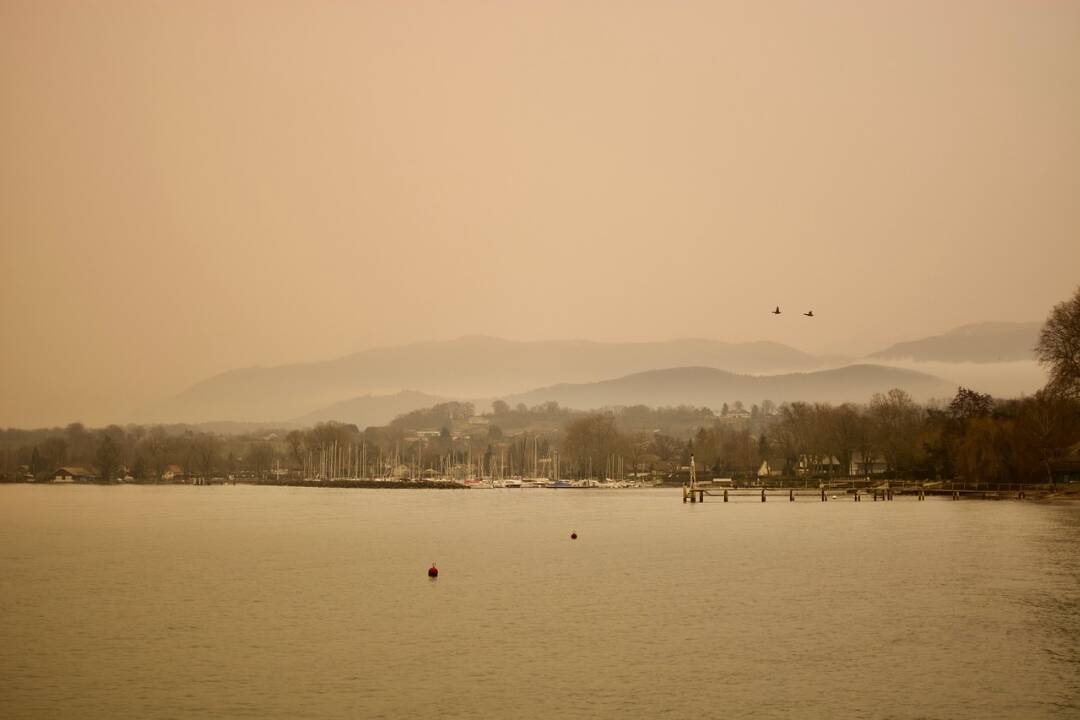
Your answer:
(503, 364), (956, 409)
(140, 336), (824, 423)
(292, 391), (444, 428)
(869, 322), (1040, 363)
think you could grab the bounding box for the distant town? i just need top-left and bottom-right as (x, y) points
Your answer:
(2, 385), (1078, 492)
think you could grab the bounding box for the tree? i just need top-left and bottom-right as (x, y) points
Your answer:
(140, 427), (168, 482)
(1037, 285), (1080, 398)
(955, 417), (1008, 483)
(248, 441), (273, 481)
(563, 414), (623, 478)
(286, 430), (305, 469)
(42, 436), (69, 469)
(96, 435), (120, 482)
(948, 387), (993, 420)
(1016, 391), (1080, 484)
(193, 434), (218, 482)
(29, 446), (45, 476)
(829, 404), (862, 478)
(869, 389), (923, 477)
(491, 400), (510, 416)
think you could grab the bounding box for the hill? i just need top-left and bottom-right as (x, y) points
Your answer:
(869, 322), (1040, 363)
(291, 391), (445, 429)
(502, 364), (956, 409)
(140, 336), (823, 423)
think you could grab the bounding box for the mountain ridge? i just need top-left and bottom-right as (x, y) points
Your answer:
(869, 321), (1040, 363)
(141, 336), (826, 423)
(501, 364), (956, 410)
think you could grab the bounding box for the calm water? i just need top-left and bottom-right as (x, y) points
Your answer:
(1, 485), (1078, 719)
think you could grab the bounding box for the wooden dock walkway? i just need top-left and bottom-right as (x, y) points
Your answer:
(679, 456), (1031, 503)
(682, 485), (1029, 502)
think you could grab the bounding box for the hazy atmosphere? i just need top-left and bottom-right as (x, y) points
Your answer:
(2, 0), (1079, 427)
(4, 4), (1080, 720)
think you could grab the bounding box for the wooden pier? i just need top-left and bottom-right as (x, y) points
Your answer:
(680, 457), (1033, 503)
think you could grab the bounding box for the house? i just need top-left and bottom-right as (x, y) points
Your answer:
(1049, 441), (1080, 484)
(797, 455), (842, 475)
(849, 453), (888, 477)
(163, 464), (184, 482)
(51, 467), (97, 483)
(718, 408), (751, 424)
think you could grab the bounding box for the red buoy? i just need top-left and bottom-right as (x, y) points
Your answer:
(428, 563), (438, 578)
(570, 532), (577, 540)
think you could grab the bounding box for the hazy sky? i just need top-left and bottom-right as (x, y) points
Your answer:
(2, 0), (1078, 427)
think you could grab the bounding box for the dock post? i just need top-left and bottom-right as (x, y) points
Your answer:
(854, 490), (859, 502)
(683, 484), (687, 503)
(761, 488), (766, 503)
(789, 488), (794, 502)
(723, 489), (728, 502)
(699, 489), (705, 503)
(821, 488), (826, 502)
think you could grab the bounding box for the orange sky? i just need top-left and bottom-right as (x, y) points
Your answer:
(2, 0), (1078, 427)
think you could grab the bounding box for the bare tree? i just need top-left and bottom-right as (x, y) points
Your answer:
(870, 389), (923, 477)
(141, 427), (168, 483)
(1037, 285), (1080, 399)
(248, 441), (274, 481)
(193, 434), (218, 483)
(1017, 391), (1079, 484)
(96, 435), (120, 482)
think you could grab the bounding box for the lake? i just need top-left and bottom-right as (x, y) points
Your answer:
(1, 485), (1077, 719)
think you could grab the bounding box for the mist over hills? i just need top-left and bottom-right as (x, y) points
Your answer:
(869, 322), (1040, 363)
(501, 365), (956, 410)
(139, 322), (1044, 427)
(292, 391), (445, 429)
(141, 336), (823, 423)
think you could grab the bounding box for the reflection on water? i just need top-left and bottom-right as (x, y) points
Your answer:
(1, 486), (1077, 719)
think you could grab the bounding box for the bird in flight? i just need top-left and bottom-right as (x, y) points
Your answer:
(803, 310), (814, 317)
(772, 306), (781, 315)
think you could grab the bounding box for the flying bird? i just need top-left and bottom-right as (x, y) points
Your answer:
(803, 311), (814, 317)
(772, 306), (781, 315)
